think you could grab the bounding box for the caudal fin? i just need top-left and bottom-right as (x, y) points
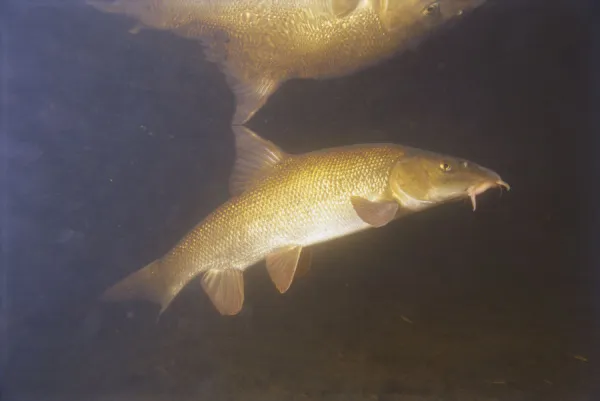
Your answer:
(100, 259), (189, 316)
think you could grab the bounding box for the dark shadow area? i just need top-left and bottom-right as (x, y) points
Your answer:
(2, 0), (598, 400)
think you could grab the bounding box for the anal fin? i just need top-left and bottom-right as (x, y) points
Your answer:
(200, 269), (245, 316)
(266, 246), (311, 294)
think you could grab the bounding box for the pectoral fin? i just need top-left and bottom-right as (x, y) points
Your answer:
(266, 246), (310, 294)
(350, 196), (399, 227)
(200, 269), (245, 316)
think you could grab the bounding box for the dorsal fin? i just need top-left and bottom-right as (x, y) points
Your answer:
(229, 126), (287, 197)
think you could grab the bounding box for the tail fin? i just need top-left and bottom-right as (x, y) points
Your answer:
(100, 259), (189, 316)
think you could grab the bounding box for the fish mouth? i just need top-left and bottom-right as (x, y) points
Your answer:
(467, 180), (510, 211)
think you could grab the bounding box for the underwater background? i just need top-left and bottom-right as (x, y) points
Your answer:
(2, 0), (598, 400)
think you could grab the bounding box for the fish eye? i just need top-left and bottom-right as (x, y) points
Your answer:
(439, 162), (452, 172)
(423, 2), (440, 16)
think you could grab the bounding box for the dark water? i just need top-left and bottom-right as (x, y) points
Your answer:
(2, 0), (598, 400)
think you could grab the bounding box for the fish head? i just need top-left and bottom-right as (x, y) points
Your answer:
(374, 0), (487, 34)
(389, 150), (509, 211)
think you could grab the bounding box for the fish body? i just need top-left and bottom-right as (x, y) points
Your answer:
(101, 127), (509, 316)
(87, 0), (486, 124)
(165, 142), (401, 273)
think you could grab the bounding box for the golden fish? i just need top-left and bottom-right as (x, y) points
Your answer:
(101, 127), (509, 316)
(87, 0), (487, 125)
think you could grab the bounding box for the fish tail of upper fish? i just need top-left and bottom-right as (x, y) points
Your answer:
(197, 29), (283, 125)
(86, 0), (281, 126)
(225, 72), (281, 126)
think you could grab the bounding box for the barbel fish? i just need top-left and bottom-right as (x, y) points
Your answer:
(87, 0), (487, 124)
(101, 127), (509, 316)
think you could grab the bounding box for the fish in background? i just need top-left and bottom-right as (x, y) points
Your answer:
(100, 126), (509, 316)
(87, 0), (487, 125)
